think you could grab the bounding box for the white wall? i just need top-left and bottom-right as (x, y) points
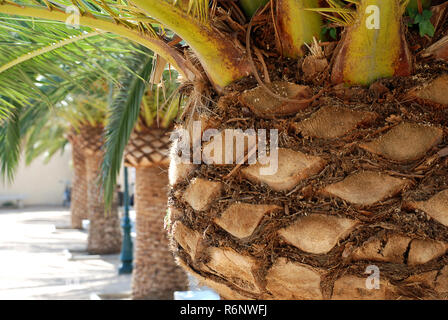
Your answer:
(0, 146), (73, 206)
(0, 143), (135, 207)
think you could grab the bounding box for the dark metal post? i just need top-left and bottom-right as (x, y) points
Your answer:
(119, 167), (133, 274)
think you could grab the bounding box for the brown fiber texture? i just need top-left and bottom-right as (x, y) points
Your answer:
(132, 166), (188, 300)
(168, 67), (448, 300)
(80, 126), (122, 255)
(67, 132), (88, 229)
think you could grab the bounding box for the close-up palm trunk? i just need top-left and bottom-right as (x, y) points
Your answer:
(67, 132), (88, 229)
(125, 125), (188, 299)
(0, 0), (447, 301)
(165, 0), (448, 300)
(80, 125), (122, 254)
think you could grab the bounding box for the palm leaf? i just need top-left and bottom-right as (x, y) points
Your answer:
(0, 0), (248, 89)
(0, 26), (147, 182)
(101, 52), (155, 209)
(0, 104), (22, 183)
(0, 15), (140, 111)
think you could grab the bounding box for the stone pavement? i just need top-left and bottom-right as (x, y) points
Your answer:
(0, 207), (132, 300)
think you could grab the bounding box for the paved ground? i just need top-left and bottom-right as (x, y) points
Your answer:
(0, 207), (132, 300)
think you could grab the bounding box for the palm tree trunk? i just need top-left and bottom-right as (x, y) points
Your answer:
(168, 82), (448, 300)
(69, 137), (88, 229)
(132, 165), (188, 299)
(85, 150), (122, 254)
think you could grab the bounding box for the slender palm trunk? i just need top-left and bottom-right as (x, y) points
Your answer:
(85, 150), (122, 254)
(132, 165), (188, 299)
(77, 124), (123, 255)
(69, 136), (88, 229)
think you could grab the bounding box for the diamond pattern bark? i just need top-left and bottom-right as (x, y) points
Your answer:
(406, 190), (448, 227)
(322, 171), (410, 206)
(242, 148), (326, 192)
(124, 124), (171, 168)
(239, 81), (313, 118)
(76, 124), (104, 155)
(409, 74), (448, 107)
(183, 178), (223, 211)
(265, 258), (323, 299)
(331, 276), (396, 300)
(75, 124), (122, 254)
(214, 203), (281, 238)
(203, 247), (261, 294)
(293, 106), (377, 139)
(360, 123), (443, 162)
(352, 233), (411, 263)
(167, 82), (448, 300)
(279, 214), (358, 254)
(124, 123), (188, 299)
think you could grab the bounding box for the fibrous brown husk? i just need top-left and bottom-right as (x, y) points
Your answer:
(132, 166), (188, 300)
(168, 50), (448, 300)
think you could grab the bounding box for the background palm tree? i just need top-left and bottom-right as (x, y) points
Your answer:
(0, 12), (189, 298)
(67, 81), (124, 254)
(0, 15), (147, 254)
(0, 14), (141, 227)
(0, 0), (447, 300)
(1, 76), (125, 254)
(20, 110), (88, 229)
(102, 57), (189, 299)
(66, 129), (88, 229)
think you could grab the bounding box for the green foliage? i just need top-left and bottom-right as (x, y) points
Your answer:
(0, 0), (159, 32)
(101, 48), (183, 209)
(407, 7), (435, 37)
(139, 69), (181, 130)
(407, 0), (432, 12)
(101, 53), (155, 209)
(25, 124), (68, 165)
(0, 15), (146, 182)
(172, 0), (210, 23)
(0, 105), (22, 183)
(321, 25), (338, 40)
(0, 14), (135, 114)
(0, 72), (109, 182)
(239, 0), (269, 17)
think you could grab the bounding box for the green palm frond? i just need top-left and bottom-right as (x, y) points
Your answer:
(172, 0), (210, 23)
(58, 79), (110, 130)
(0, 30), (103, 74)
(0, 73), (96, 181)
(23, 107), (67, 165)
(0, 0), (212, 28)
(0, 15), (141, 112)
(0, 104), (22, 183)
(306, 0), (412, 26)
(25, 121), (68, 165)
(305, 0), (357, 26)
(0, 0), (249, 89)
(1, 0), (160, 34)
(102, 47), (184, 208)
(0, 14), (148, 182)
(138, 66), (181, 130)
(101, 52), (155, 209)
